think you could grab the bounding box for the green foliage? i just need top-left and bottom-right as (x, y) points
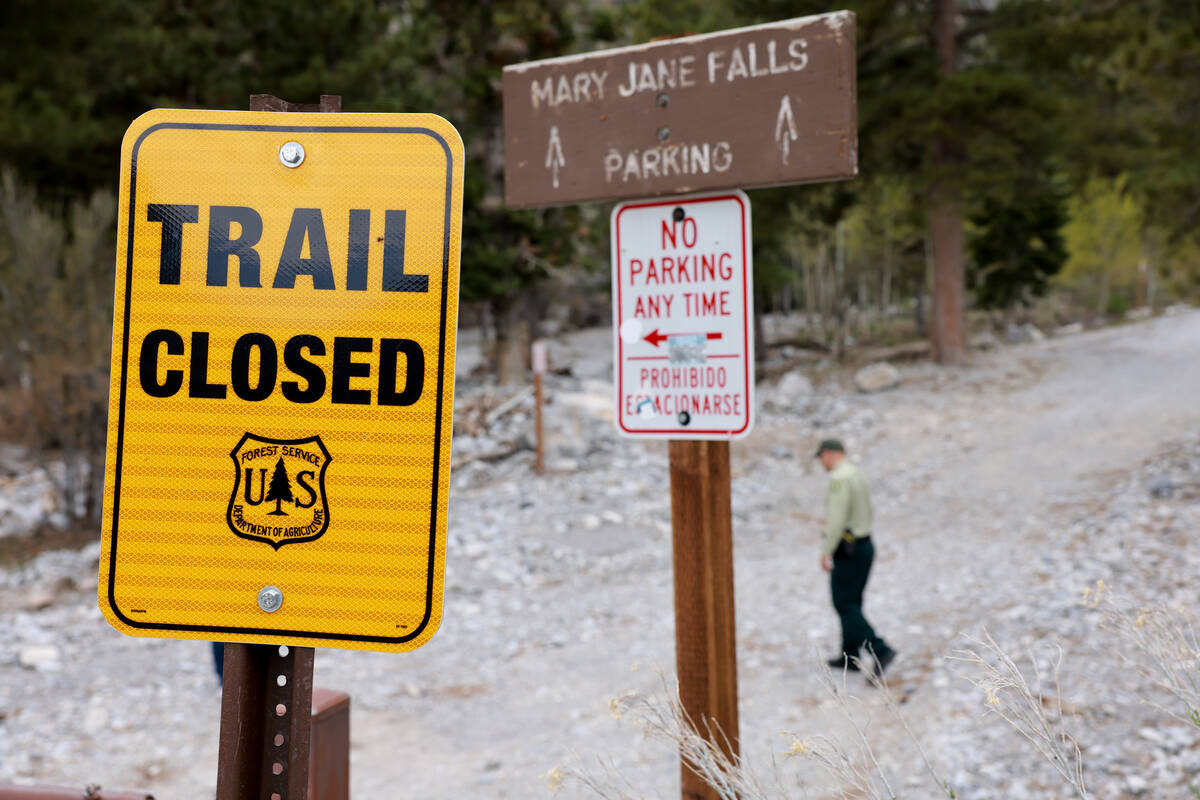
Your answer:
(1061, 175), (1142, 286)
(0, 0), (1197, 372)
(1099, 0), (1200, 238)
(844, 178), (925, 298)
(0, 0), (400, 197)
(969, 176), (1068, 310)
(1154, 233), (1200, 301)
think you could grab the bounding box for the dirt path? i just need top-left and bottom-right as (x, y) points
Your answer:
(2, 310), (1198, 799)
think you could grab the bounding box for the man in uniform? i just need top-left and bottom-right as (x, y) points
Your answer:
(816, 439), (896, 677)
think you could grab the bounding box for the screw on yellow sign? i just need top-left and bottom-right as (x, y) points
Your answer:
(99, 109), (464, 652)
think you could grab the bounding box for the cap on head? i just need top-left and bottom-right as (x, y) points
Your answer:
(814, 438), (845, 458)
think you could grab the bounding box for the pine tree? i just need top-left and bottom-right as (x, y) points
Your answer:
(265, 458), (293, 517)
(969, 175), (1068, 315)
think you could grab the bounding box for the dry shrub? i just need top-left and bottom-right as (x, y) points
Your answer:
(556, 590), (1200, 800)
(0, 171), (114, 524)
(952, 633), (1089, 799)
(1092, 582), (1200, 728)
(549, 663), (955, 800)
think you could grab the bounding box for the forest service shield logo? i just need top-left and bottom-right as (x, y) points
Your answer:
(228, 433), (332, 549)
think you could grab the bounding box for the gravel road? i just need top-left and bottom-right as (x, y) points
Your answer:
(2, 309), (1199, 799)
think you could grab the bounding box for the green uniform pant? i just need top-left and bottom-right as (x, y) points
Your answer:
(831, 538), (891, 659)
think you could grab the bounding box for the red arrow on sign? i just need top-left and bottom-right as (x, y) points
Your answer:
(643, 329), (724, 348)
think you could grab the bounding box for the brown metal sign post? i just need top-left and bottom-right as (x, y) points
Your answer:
(503, 12), (856, 800)
(502, 12), (856, 208)
(212, 93), (340, 800)
(217, 643), (315, 800)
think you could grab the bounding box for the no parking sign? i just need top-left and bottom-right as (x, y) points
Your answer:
(611, 191), (754, 439)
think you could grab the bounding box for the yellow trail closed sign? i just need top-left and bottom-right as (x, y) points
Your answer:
(100, 109), (464, 652)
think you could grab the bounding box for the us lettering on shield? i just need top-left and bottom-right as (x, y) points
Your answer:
(228, 433), (332, 549)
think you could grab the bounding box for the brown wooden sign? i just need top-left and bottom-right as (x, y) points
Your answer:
(502, 12), (856, 209)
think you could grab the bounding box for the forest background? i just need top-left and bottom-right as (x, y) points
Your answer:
(0, 0), (1197, 530)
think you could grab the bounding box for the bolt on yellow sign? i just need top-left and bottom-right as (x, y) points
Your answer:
(100, 109), (464, 652)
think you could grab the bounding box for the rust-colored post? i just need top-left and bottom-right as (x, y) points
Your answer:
(217, 644), (315, 800)
(214, 93), (341, 800)
(534, 372), (545, 474)
(250, 94), (343, 113)
(531, 340), (547, 475)
(309, 689), (351, 800)
(668, 440), (739, 800)
(0, 787), (152, 799)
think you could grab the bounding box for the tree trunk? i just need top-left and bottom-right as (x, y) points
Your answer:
(1135, 256), (1149, 308)
(815, 243), (829, 344)
(1002, 302), (1017, 337)
(914, 287), (926, 338)
(832, 222), (847, 360)
(1096, 271), (1110, 317)
(881, 211), (893, 313)
(929, 179), (967, 362)
(491, 294), (528, 385)
(754, 285), (767, 363)
(928, 0), (968, 365)
(916, 236), (932, 338)
(804, 252), (817, 335)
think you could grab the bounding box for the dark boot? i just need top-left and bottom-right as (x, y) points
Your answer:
(826, 653), (860, 672)
(871, 648), (897, 679)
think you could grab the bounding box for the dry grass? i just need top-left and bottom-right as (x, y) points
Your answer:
(950, 633), (1089, 799)
(552, 586), (1200, 799)
(548, 661), (955, 800)
(1092, 582), (1200, 729)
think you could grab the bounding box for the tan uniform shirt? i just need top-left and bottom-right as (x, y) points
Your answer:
(823, 459), (873, 557)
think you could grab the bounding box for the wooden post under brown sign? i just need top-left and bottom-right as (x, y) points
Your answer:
(502, 11), (856, 208)
(532, 340), (548, 475)
(668, 441), (738, 800)
(502, 14), (860, 799)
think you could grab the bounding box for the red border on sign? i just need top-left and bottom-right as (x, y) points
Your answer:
(614, 193), (751, 437)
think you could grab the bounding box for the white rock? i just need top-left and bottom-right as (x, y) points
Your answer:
(18, 645), (61, 671)
(1137, 727), (1164, 744)
(22, 587), (56, 612)
(776, 370), (814, 404)
(854, 362), (901, 393)
(1125, 775), (1148, 795)
(83, 705), (109, 734)
(1005, 323), (1046, 344)
(970, 330), (999, 350)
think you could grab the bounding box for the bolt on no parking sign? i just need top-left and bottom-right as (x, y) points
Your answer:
(611, 191), (754, 439)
